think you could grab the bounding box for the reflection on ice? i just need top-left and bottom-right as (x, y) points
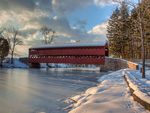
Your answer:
(0, 68), (105, 113)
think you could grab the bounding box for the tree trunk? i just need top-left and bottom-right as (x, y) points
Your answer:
(141, 36), (145, 78)
(131, 38), (134, 59)
(11, 50), (14, 64)
(140, 21), (146, 78)
(0, 57), (4, 68)
(138, 0), (146, 78)
(0, 58), (3, 68)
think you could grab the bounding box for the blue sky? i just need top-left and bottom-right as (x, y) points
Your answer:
(68, 4), (117, 30)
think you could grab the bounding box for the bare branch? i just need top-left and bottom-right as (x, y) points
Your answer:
(40, 26), (56, 44)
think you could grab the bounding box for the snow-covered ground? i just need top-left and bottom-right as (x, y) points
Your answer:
(66, 70), (149, 113)
(3, 58), (28, 68)
(41, 63), (100, 70)
(3, 58), (100, 70)
(124, 69), (150, 109)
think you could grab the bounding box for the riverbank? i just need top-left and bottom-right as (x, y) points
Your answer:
(124, 69), (150, 111)
(67, 70), (149, 113)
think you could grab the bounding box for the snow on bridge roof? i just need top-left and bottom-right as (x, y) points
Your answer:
(30, 41), (107, 49)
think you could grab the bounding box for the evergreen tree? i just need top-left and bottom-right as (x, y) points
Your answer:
(129, 8), (141, 59)
(0, 37), (9, 67)
(129, 0), (150, 78)
(118, 1), (130, 58)
(107, 0), (150, 78)
(107, 1), (130, 58)
(107, 8), (121, 57)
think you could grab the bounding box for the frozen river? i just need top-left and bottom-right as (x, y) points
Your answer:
(0, 68), (106, 113)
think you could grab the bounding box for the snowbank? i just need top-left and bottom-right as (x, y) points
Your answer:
(41, 63), (100, 71)
(66, 70), (148, 113)
(124, 69), (150, 111)
(3, 58), (28, 68)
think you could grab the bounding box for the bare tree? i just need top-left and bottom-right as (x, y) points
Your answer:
(7, 28), (23, 64)
(40, 26), (56, 44)
(40, 26), (56, 68)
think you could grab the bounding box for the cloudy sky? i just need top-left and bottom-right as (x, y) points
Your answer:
(0, 0), (126, 56)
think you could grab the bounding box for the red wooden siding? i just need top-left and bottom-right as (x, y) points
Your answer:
(28, 46), (107, 65)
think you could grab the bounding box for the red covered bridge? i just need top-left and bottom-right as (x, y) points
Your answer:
(28, 43), (108, 67)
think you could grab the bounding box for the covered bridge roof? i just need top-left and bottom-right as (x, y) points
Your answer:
(30, 41), (107, 49)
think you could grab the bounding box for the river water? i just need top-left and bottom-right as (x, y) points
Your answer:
(0, 68), (105, 113)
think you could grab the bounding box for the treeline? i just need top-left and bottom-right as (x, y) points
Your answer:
(107, 0), (150, 59)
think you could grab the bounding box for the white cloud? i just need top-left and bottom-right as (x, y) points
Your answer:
(52, 0), (92, 15)
(94, 0), (113, 5)
(89, 22), (108, 37)
(15, 45), (31, 57)
(94, 0), (124, 6)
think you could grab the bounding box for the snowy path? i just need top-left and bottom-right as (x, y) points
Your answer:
(68, 70), (149, 113)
